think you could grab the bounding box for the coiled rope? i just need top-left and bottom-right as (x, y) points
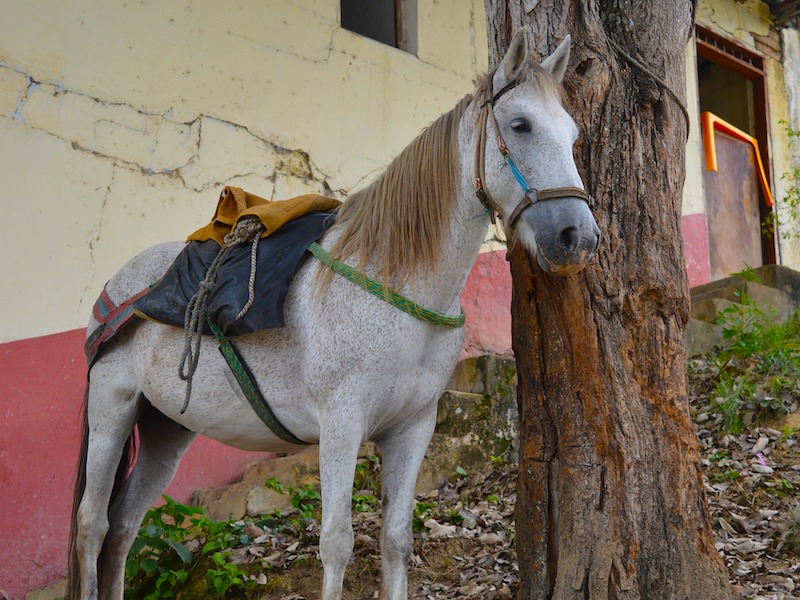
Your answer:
(178, 215), (265, 413)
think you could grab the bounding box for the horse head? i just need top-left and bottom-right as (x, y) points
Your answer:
(477, 28), (600, 276)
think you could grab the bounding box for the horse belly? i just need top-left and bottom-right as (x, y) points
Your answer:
(132, 321), (319, 452)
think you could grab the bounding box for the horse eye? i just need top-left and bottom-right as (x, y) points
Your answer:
(510, 118), (531, 133)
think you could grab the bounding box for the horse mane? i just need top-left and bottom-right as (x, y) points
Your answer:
(322, 61), (560, 290)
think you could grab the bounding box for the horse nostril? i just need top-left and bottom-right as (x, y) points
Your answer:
(559, 226), (579, 253)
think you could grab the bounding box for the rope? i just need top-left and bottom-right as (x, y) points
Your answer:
(178, 215), (265, 413)
(230, 219), (264, 320)
(308, 242), (466, 329)
(609, 38), (691, 139)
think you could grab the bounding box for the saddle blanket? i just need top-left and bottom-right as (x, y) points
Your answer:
(86, 187), (340, 364)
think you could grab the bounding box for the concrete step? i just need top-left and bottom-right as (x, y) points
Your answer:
(685, 318), (724, 357)
(692, 281), (792, 322)
(690, 297), (736, 323)
(686, 265), (800, 356)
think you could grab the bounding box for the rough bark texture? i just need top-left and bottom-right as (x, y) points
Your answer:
(484, 2), (734, 599)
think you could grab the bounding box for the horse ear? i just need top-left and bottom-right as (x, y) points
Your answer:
(541, 35), (571, 84)
(492, 27), (530, 94)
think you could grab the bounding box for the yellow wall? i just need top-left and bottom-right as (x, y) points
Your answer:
(2, 0), (798, 344)
(0, 0), (488, 342)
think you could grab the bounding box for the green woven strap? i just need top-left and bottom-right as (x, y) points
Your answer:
(208, 318), (309, 445)
(308, 242), (466, 329)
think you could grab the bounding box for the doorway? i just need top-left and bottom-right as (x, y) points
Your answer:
(696, 25), (775, 280)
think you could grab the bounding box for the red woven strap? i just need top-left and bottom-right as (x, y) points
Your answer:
(85, 285), (152, 365)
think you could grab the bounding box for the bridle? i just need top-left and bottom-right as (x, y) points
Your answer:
(473, 79), (593, 229)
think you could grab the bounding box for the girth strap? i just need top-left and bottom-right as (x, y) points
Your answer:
(208, 318), (310, 445)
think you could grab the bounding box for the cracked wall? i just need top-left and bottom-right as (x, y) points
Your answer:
(0, 0), (489, 342)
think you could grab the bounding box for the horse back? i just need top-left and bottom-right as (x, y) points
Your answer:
(87, 242), (184, 336)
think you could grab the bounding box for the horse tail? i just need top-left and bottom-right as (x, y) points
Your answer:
(67, 382), (139, 600)
(66, 385), (89, 600)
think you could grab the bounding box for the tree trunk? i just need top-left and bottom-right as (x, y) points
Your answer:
(484, 2), (734, 598)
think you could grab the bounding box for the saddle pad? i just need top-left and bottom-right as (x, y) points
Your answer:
(132, 209), (337, 336)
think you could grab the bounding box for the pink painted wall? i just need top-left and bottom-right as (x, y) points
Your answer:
(460, 249), (513, 359)
(681, 212), (712, 287)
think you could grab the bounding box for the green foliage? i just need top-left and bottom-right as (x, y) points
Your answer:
(763, 121), (800, 240)
(412, 501), (437, 532)
(288, 484), (322, 521)
(125, 496), (266, 599)
(352, 454), (381, 512)
(125, 495), (204, 599)
(207, 552), (248, 597)
(489, 454), (506, 465)
(709, 271), (800, 433)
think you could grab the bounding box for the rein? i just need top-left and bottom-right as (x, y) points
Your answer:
(473, 81), (592, 230)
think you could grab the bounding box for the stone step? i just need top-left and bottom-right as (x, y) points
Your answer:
(692, 281), (792, 322)
(691, 264), (800, 307)
(685, 318), (724, 357)
(690, 297), (736, 323)
(686, 266), (800, 355)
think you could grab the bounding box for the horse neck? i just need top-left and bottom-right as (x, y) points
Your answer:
(409, 100), (490, 313)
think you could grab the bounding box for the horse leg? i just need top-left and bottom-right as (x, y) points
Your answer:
(98, 403), (197, 600)
(375, 406), (437, 600)
(318, 419), (364, 600)
(73, 363), (143, 600)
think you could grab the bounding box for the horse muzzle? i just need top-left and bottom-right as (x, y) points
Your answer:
(525, 196), (600, 276)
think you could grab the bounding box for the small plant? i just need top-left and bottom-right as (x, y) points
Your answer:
(763, 120), (800, 240)
(126, 496), (264, 599)
(288, 484), (322, 521)
(412, 501), (436, 532)
(353, 491), (379, 513)
(125, 495), (203, 599)
(264, 477), (286, 495)
(489, 453), (506, 465)
(708, 450), (730, 463)
(713, 469), (741, 482)
(353, 454), (381, 494)
(447, 508), (465, 525)
(207, 552), (248, 597)
(707, 271), (800, 432)
(780, 426), (797, 442)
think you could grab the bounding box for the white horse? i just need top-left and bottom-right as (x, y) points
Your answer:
(68, 28), (600, 600)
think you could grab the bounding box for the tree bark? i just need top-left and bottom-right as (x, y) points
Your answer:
(484, 2), (734, 598)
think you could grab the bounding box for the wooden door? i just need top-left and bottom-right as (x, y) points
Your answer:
(704, 131), (763, 280)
